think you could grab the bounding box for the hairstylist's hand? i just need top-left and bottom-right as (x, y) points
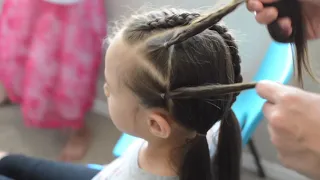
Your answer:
(246, 0), (320, 39)
(256, 80), (320, 179)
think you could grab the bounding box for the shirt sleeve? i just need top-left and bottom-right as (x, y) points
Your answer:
(207, 121), (220, 158)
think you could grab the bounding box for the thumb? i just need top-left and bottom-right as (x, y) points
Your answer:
(256, 80), (285, 103)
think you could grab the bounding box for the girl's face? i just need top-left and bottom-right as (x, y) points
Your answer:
(103, 33), (177, 140)
(105, 31), (195, 142)
(104, 34), (156, 139)
(104, 35), (140, 136)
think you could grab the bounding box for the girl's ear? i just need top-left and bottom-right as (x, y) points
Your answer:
(147, 112), (171, 139)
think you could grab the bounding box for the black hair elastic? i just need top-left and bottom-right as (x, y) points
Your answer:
(160, 93), (166, 99)
(196, 128), (208, 136)
(197, 133), (207, 137)
(163, 42), (169, 49)
(160, 92), (171, 100)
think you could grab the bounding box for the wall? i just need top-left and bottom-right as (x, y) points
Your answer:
(104, 0), (320, 171)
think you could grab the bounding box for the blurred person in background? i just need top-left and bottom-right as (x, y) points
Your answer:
(0, 0), (106, 162)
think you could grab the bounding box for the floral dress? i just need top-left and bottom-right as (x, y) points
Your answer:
(0, 0), (106, 129)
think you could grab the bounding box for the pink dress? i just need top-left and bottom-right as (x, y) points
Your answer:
(0, 0), (106, 129)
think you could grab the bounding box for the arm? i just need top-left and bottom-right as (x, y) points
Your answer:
(0, 175), (13, 180)
(0, 154), (99, 180)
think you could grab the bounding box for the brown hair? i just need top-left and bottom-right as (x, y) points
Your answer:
(111, 8), (253, 180)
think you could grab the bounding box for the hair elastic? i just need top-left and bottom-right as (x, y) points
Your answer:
(160, 93), (166, 99)
(197, 133), (207, 137)
(163, 42), (169, 48)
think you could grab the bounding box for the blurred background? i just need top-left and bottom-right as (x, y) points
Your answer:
(0, 0), (319, 179)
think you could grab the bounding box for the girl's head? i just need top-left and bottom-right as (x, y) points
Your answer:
(104, 8), (247, 180)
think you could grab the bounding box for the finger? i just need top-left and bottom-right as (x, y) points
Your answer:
(256, 80), (284, 103)
(264, 101), (303, 143)
(277, 152), (295, 169)
(255, 7), (278, 24)
(262, 101), (276, 119)
(268, 123), (301, 149)
(263, 101), (294, 132)
(268, 125), (289, 150)
(262, 101), (282, 128)
(247, 0), (264, 12)
(278, 17), (293, 36)
(277, 151), (309, 171)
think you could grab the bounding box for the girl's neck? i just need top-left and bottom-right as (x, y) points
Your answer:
(138, 140), (182, 177)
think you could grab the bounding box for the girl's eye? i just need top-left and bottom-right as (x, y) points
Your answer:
(103, 83), (110, 97)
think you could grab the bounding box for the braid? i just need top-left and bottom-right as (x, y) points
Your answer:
(209, 24), (243, 101)
(145, 13), (200, 30)
(124, 11), (200, 42)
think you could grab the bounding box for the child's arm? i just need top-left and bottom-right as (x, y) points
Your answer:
(0, 154), (99, 180)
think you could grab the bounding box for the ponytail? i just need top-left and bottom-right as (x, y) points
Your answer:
(212, 110), (241, 180)
(168, 82), (256, 99)
(179, 135), (212, 180)
(178, 110), (241, 180)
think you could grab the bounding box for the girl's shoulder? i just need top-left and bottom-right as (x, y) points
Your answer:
(207, 121), (221, 158)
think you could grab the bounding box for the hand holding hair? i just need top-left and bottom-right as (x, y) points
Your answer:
(256, 80), (320, 179)
(248, 0), (320, 83)
(245, 0), (320, 177)
(247, 0), (320, 40)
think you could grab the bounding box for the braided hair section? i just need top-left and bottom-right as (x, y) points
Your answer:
(209, 24), (243, 102)
(146, 13), (200, 30)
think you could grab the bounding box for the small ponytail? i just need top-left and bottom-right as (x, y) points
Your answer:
(212, 110), (241, 180)
(168, 82), (256, 99)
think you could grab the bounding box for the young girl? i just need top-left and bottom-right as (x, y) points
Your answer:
(0, 8), (255, 180)
(0, 0), (106, 161)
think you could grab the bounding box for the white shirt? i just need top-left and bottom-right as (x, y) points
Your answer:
(92, 122), (220, 180)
